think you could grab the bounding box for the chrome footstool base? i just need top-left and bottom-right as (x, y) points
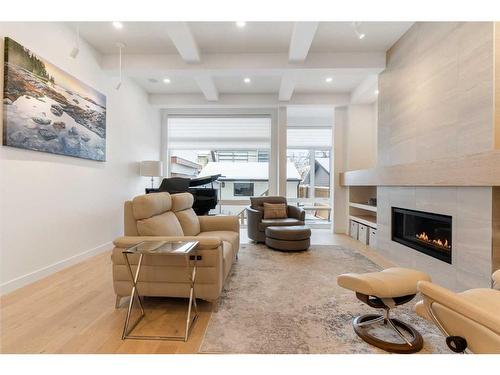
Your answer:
(353, 312), (423, 354)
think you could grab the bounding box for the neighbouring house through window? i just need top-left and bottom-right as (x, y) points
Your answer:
(166, 116), (273, 218)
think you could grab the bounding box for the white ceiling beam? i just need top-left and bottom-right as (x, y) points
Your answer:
(279, 72), (296, 101)
(350, 75), (379, 104)
(101, 52), (386, 72)
(165, 22), (201, 63)
(149, 93), (351, 108)
(194, 74), (219, 101)
(288, 22), (319, 63)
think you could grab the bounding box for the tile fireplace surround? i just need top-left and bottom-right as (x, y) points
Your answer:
(377, 186), (493, 291)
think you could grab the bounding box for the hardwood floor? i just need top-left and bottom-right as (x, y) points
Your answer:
(0, 231), (391, 354)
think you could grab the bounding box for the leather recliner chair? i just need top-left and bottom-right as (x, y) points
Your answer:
(246, 196), (305, 243)
(415, 270), (500, 353)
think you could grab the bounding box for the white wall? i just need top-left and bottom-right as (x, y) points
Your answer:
(333, 107), (349, 234)
(0, 23), (161, 293)
(345, 103), (377, 171)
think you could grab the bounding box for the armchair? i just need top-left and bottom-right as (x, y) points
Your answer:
(246, 196), (305, 243)
(415, 270), (500, 353)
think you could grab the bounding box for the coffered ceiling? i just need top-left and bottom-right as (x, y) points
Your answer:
(70, 21), (413, 102)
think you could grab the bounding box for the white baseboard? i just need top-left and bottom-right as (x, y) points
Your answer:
(0, 241), (113, 295)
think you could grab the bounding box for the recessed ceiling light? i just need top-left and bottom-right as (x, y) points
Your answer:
(112, 21), (123, 29)
(163, 78), (171, 84)
(236, 21), (246, 28)
(325, 77), (333, 83)
(352, 22), (365, 40)
(243, 77), (251, 84)
(374, 89), (380, 95)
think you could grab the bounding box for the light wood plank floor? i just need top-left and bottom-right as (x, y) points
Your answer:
(0, 231), (391, 354)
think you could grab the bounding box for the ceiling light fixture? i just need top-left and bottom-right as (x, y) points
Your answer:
(243, 77), (251, 84)
(236, 21), (246, 28)
(115, 42), (125, 90)
(163, 78), (171, 84)
(374, 89), (380, 95)
(70, 24), (80, 59)
(113, 21), (124, 29)
(325, 77), (333, 83)
(352, 22), (365, 40)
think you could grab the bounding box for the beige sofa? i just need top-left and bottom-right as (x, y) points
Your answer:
(112, 192), (239, 307)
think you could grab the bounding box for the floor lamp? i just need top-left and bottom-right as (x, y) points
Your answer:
(140, 160), (163, 189)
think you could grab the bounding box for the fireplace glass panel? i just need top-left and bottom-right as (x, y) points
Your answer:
(392, 207), (452, 264)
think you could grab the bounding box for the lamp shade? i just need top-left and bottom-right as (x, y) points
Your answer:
(140, 160), (163, 177)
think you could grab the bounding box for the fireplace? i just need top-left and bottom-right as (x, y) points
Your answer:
(392, 207), (452, 264)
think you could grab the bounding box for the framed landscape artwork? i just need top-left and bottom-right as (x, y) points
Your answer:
(2, 37), (106, 161)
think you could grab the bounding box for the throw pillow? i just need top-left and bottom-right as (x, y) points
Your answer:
(263, 202), (288, 219)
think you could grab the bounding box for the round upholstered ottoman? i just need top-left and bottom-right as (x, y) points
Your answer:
(265, 225), (311, 251)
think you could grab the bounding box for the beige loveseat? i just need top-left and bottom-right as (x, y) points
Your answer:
(112, 192), (239, 307)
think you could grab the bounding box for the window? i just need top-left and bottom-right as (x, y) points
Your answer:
(234, 183), (254, 196)
(287, 126), (333, 225)
(167, 116), (271, 218)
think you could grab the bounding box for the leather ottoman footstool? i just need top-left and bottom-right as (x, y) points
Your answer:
(265, 225), (311, 251)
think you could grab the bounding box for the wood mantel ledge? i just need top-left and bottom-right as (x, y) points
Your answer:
(340, 150), (500, 187)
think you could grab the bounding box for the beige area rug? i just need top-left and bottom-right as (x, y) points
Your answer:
(199, 243), (448, 354)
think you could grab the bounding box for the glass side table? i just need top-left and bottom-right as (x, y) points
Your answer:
(121, 240), (199, 341)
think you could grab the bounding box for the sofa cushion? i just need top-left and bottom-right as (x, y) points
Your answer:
(198, 230), (239, 254)
(171, 193), (194, 212)
(175, 208), (201, 236)
(258, 218), (304, 231)
(137, 211), (184, 236)
(132, 193), (172, 220)
(263, 202), (288, 219)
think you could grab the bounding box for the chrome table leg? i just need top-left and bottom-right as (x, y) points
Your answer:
(122, 253), (145, 339)
(184, 254), (198, 341)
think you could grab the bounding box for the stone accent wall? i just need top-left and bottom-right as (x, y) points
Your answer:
(376, 23), (495, 290)
(378, 22), (493, 166)
(377, 186), (493, 290)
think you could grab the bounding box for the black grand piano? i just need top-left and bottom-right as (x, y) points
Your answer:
(146, 174), (221, 215)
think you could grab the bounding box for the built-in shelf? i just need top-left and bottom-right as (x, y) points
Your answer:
(349, 202), (377, 213)
(348, 185), (378, 236)
(349, 214), (377, 229)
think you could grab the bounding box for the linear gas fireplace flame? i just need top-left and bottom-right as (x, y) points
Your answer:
(415, 231), (451, 250)
(392, 207), (452, 264)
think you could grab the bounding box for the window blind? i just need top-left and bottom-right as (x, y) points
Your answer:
(168, 116), (271, 150)
(287, 127), (332, 148)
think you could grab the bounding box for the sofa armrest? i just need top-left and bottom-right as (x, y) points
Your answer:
(288, 205), (306, 221)
(246, 206), (263, 220)
(198, 215), (240, 233)
(113, 236), (221, 250)
(493, 269), (500, 290)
